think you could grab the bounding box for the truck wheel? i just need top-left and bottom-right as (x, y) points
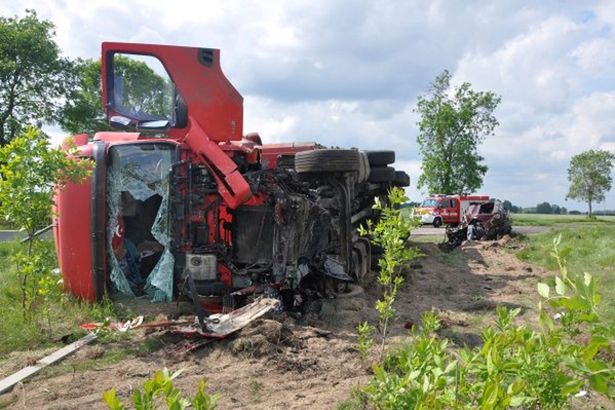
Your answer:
(368, 166), (395, 182)
(295, 149), (360, 173)
(365, 150), (395, 166)
(393, 170), (410, 187)
(433, 217), (442, 228)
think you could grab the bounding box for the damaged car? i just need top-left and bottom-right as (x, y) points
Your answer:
(444, 200), (512, 248)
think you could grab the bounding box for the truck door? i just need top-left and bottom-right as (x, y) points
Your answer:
(448, 199), (459, 224)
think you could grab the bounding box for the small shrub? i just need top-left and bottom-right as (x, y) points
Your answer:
(364, 235), (615, 409)
(103, 368), (220, 410)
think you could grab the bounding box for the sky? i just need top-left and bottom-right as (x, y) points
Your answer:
(3, 0), (615, 210)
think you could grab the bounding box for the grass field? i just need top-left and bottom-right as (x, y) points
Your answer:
(511, 213), (615, 226)
(0, 240), (115, 355)
(517, 225), (615, 323)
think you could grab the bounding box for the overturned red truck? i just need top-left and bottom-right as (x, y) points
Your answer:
(53, 43), (409, 318)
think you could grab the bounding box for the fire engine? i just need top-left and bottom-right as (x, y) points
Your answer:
(52, 43), (409, 317)
(416, 194), (490, 227)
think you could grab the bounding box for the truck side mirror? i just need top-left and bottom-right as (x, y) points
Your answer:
(137, 119), (171, 133)
(109, 115), (132, 129)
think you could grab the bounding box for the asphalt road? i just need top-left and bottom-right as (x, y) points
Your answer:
(411, 225), (547, 236)
(0, 230), (21, 242)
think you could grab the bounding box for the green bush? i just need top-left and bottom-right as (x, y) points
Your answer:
(103, 368), (219, 410)
(364, 235), (614, 409)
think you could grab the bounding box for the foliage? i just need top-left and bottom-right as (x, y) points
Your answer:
(103, 368), (219, 410)
(357, 321), (375, 361)
(566, 149), (615, 218)
(59, 59), (111, 135)
(0, 240), (117, 354)
(358, 188), (422, 359)
(0, 10), (77, 145)
(517, 224), (615, 323)
(364, 236), (615, 409)
(0, 127), (91, 315)
(60, 56), (172, 134)
(414, 70), (500, 194)
(0, 127), (90, 234)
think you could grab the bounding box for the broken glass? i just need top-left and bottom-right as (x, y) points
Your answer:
(107, 144), (175, 302)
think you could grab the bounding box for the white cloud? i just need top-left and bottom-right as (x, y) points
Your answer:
(2, 0), (615, 209)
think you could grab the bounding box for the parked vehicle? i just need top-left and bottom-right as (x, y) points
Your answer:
(52, 43), (409, 317)
(416, 194), (490, 227)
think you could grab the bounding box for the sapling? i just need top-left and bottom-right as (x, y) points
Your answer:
(357, 188), (422, 360)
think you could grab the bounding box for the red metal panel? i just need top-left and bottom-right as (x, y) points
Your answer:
(101, 42), (243, 142)
(259, 142), (318, 168)
(54, 177), (95, 301)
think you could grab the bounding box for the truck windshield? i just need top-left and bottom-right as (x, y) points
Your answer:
(421, 199), (438, 207)
(107, 143), (176, 302)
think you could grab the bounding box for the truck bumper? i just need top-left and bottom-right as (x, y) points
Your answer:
(421, 214), (435, 224)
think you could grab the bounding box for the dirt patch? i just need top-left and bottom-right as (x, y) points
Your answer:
(0, 238), (551, 409)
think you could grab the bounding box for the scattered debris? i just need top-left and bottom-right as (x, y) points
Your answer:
(0, 333), (97, 395)
(79, 315), (144, 332)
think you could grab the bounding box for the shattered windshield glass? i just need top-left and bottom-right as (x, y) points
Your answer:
(107, 143), (176, 302)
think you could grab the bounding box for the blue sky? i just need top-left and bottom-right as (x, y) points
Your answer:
(3, 0), (615, 210)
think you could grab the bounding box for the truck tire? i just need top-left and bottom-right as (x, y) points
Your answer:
(393, 171), (410, 187)
(365, 150), (395, 166)
(295, 149), (360, 173)
(357, 151), (370, 182)
(433, 217), (442, 228)
(368, 166), (395, 182)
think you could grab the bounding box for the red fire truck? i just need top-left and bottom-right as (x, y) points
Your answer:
(416, 194), (490, 227)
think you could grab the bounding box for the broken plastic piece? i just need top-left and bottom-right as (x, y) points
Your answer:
(171, 297), (280, 339)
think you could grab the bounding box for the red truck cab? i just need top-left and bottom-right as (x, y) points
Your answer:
(52, 42), (409, 312)
(417, 194), (490, 227)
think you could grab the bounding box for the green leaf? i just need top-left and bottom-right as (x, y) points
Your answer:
(102, 388), (125, 410)
(555, 276), (566, 295)
(537, 283), (550, 299)
(589, 374), (608, 394)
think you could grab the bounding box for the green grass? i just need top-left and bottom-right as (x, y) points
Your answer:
(517, 225), (615, 322)
(511, 213), (615, 226)
(409, 234), (445, 244)
(0, 240), (117, 355)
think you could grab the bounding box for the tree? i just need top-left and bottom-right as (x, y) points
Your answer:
(60, 56), (172, 135)
(566, 149), (615, 218)
(0, 10), (77, 145)
(59, 59), (109, 135)
(0, 127), (90, 314)
(415, 70), (500, 194)
(536, 202), (553, 214)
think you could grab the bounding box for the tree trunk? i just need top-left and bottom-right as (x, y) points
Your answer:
(588, 199), (593, 218)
